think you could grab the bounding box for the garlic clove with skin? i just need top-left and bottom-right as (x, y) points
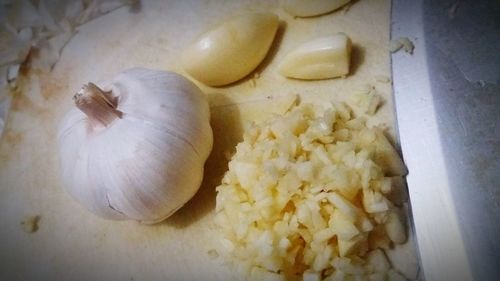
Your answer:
(58, 68), (213, 223)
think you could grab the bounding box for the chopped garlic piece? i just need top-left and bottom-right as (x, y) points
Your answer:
(7, 64), (21, 85)
(389, 40), (403, 53)
(385, 209), (407, 244)
(389, 37), (414, 54)
(352, 85), (383, 115)
(215, 104), (408, 280)
(366, 249), (391, 273)
(399, 38), (415, 54)
(303, 270), (321, 281)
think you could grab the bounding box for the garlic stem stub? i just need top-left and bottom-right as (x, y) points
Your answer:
(278, 33), (352, 80)
(182, 13), (279, 86)
(283, 0), (351, 17)
(58, 68), (213, 223)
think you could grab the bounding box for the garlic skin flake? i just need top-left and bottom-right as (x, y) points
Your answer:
(58, 68), (213, 223)
(278, 33), (352, 80)
(182, 13), (279, 86)
(284, 0), (351, 17)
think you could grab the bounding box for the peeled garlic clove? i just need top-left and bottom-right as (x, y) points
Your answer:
(182, 13), (279, 86)
(58, 68), (213, 223)
(283, 0), (351, 17)
(278, 33), (352, 80)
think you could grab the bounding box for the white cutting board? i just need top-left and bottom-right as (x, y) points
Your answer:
(0, 1), (418, 280)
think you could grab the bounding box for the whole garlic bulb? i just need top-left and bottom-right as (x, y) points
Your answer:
(58, 68), (213, 223)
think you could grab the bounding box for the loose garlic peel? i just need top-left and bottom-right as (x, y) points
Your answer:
(278, 33), (352, 80)
(283, 0), (352, 17)
(182, 13), (279, 86)
(58, 68), (213, 223)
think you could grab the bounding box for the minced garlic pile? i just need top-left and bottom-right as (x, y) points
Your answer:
(215, 103), (409, 281)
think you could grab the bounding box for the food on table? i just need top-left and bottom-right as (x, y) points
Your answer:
(182, 13), (279, 86)
(215, 103), (408, 280)
(58, 68), (213, 223)
(278, 34), (352, 80)
(351, 85), (383, 116)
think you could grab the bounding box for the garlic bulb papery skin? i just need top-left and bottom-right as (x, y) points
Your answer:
(58, 68), (213, 223)
(182, 13), (279, 86)
(278, 33), (352, 80)
(283, 0), (351, 17)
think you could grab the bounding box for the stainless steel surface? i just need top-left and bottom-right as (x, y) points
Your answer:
(391, 0), (500, 281)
